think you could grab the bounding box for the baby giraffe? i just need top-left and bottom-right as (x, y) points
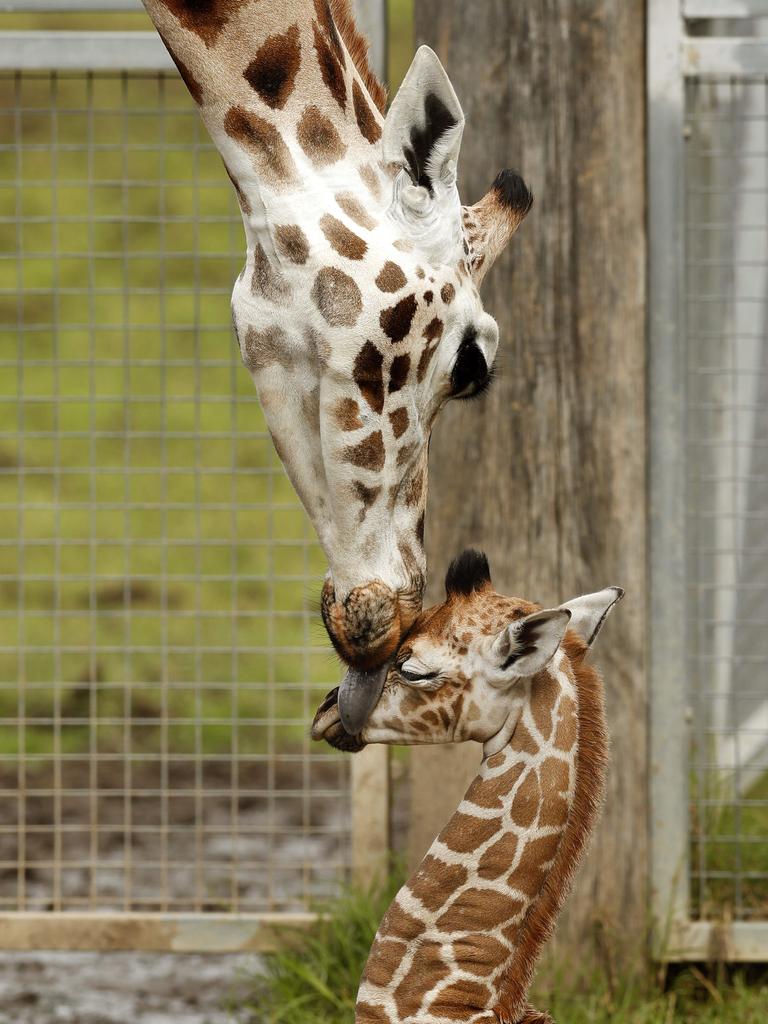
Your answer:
(312, 549), (623, 1024)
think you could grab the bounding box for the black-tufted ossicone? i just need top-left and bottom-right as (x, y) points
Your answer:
(445, 549), (492, 598)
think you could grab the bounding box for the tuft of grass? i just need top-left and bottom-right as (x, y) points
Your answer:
(234, 871), (403, 1024)
(235, 876), (768, 1024)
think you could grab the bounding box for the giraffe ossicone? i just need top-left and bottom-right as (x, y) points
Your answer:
(313, 550), (623, 1024)
(141, 0), (533, 673)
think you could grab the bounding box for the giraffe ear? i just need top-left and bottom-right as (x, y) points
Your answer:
(490, 609), (572, 681)
(559, 587), (624, 650)
(464, 170), (534, 284)
(382, 45), (465, 195)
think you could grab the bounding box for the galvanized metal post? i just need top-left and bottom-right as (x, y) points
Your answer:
(648, 0), (690, 958)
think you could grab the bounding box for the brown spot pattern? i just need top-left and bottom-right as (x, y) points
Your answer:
(389, 407), (409, 439)
(343, 431), (385, 472)
(388, 353), (410, 394)
(297, 105), (347, 167)
(312, 19), (347, 111)
(353, 79), (383, 144)
(467, 764), (525, 811)
(320, 214), (367, 260)
(477, 833), (519, 880)
(393, 941), (449, 1020)
(409, 855), (468, 912)
(251, 244), (290, 303)
(359, 162), (383, 199)
(376, 261), (407, 293)
(335, 191), (377, 231)
(440, 812), (500, 854)
(436, 888), (524, 933)
(275, 224), (309, 265)
(356, 1002), (390, 1024)
(509, 769), (542, 828)
(334, 397), (363, 432)
(241, 325), (289, 373)
(429, 979), (493, 1017)
(531, 674), (560, 740)
(243, 25), (301, 110)
(379, 899), (425, 941)
(312, 267), (362, 326)
(380, 295), (418, 343)
(363, 936), (407, 988)
(353, 341), (384, 413)
(223, 164), (251, 215)
(452, 934), (511, 977)
(441, 282), (456, 304)
(158, 0), (248, 45)
(224, 106), (297, 188)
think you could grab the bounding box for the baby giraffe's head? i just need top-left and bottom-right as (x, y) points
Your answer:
(312, 550), (623, 753)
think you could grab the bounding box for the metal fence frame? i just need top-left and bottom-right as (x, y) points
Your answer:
(0, 2), (390, 952)
(649, 0), (768, 962)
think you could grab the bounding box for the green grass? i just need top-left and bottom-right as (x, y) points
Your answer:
(235, 874), (768, 1024)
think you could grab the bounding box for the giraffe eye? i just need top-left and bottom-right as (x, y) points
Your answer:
(398, 659), (439, 684)
(450, 326), (492, 401)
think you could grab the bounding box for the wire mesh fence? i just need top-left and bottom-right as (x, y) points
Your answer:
(0, 68), (351, 920)
(685, 72), (768, 923)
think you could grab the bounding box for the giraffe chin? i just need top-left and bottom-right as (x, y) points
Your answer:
(310, 687), (368, 754)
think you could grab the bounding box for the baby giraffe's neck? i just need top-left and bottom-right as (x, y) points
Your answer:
(356, 636), (608, 1024)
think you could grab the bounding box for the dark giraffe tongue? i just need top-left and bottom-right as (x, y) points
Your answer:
(337, 665), (388, 735)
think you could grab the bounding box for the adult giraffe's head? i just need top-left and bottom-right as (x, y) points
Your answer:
(142, 1), (533, 700)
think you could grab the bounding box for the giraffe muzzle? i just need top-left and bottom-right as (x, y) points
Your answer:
(320, 578), (421, 671)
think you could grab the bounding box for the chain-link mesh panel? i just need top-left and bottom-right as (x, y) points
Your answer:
(686, 73), (768, 922)
(0, 69), (349, 915)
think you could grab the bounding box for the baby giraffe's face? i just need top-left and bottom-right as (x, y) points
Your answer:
(312, 550), (623, 753)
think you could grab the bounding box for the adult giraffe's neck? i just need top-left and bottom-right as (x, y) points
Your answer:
(141, 0), (387, 231)
(356, 637), (608, 1024)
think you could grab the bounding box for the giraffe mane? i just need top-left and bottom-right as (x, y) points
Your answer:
(328, 0), (388, 113)
(494, 630), (610, 1022)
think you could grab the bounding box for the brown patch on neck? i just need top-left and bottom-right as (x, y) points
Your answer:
(224, 106), (298, 188)
(493, 639), (609, 1022)
(335, 191), (376, 231)
(275, 224), (310, 265)
(243, 24), (301, 110)
(297, 105), (347, 167)
(157, 0), (248, 46)
(353, 79), (383, 144)
(320, 213), (368, 260)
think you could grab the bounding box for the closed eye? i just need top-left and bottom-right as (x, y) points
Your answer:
(399, 667), (439, 683)
(450, 326), (492, 400)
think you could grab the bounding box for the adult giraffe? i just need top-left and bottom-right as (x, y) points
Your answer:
(140, 0), (532, 729)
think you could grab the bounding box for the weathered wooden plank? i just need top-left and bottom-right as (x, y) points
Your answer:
(352, 744), (390, 886)
(411, 0), (647, 963)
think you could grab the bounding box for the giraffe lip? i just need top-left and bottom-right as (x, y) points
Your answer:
(311, 687), (367, 753)
(337, 665), (388, 735)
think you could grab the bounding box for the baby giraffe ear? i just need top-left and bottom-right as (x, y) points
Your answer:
(382, 45), (465, 195)
(559, 587), (624, 650)
(491, 609), (572, 680)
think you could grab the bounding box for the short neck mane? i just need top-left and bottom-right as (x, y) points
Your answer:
(356, 635), (608, 1024)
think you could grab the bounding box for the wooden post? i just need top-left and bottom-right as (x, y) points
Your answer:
(352, 745), (391, 886)
(410, 0), (647, 963)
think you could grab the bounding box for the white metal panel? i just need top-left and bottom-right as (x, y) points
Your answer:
(666, 921), (768, 962)
(684, 38), (768, 75)
(648, 0), (691, 959)
(684, 0), (768, 15)
(0, 30), (173, 69)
